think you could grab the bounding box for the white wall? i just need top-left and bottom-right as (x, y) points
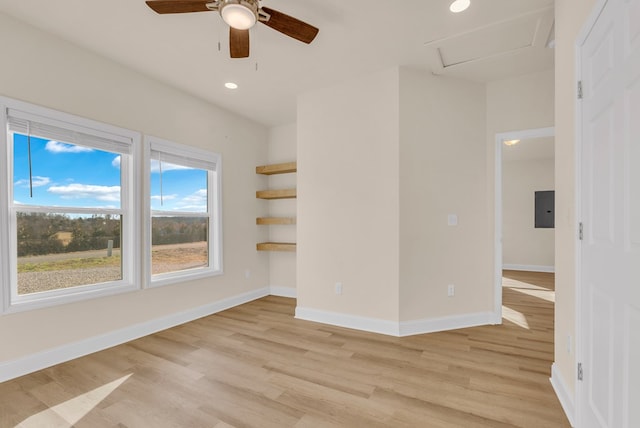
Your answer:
(297, 66), (493, 331)
(398, 68), (491, 322)
(266, 124), (297, 294)
(486, 70), (555, 135)
(0, 13), (269, 365)
(297, 68), (401, 323)
(503, 157), (555, 269)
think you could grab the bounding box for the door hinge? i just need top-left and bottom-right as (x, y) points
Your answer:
(578, 80), (584, 99)
(579, 222), (584, 240)
(578, 362), (584, 381)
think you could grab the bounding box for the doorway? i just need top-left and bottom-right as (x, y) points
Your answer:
(494, 127), (555, 318)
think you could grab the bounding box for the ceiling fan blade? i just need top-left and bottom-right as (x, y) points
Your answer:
(260, 7), (319, 44)
(230, 28), (250, 58)
(145, 1), (213, 14)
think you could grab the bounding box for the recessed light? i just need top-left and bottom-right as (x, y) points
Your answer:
(449, 0), (470, 13)
(225, 82), (238, 89)
(504, 139), (520, 146)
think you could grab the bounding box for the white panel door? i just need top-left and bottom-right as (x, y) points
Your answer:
(580, 0), (640, 427)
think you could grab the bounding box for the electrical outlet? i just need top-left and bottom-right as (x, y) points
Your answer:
(335, 282), (343, 295)
(244, 269), (251, 279)
(447, 284), (455, 297)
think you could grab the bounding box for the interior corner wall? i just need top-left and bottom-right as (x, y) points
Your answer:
(502, 158), (555, 269)
(398, 68), (491, 322)
(296, 68), (401, 322)
(266, 124), (297, 293)
(555, 0), (598, 400)
(0, 13), (269, 364)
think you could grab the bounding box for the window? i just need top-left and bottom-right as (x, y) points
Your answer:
(0, 98), (140, 312)
(0, 98), (222, 313)
(145, 137), (222, 286)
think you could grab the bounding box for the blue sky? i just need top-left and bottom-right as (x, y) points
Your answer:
(12, 134), (207, 212)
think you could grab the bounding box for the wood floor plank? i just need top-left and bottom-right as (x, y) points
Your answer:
(371, 387), (516, 428)
(0, 271), (570, 427)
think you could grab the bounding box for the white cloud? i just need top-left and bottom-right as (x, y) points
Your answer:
(151, 194), (178, 201)
(181, 189), (207, 203)
(172, 189), (207, 211)
(112, 155), (121, 168)
(48, 183), (120, 202)
(14, 176), (51, 188)
(45, 141), (93, 153)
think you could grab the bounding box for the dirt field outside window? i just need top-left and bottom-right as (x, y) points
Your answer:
(17, 242), (207, 295)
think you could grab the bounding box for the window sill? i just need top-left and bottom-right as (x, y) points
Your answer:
(4, 281), (140, 315)
(148, 267), (223, 289)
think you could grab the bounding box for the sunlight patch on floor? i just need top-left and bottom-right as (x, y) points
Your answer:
(16, 373), (132, 427)
(502, 278), (552, 291)
(511, 286), (555, 302)
(502, 305), (530, 329)
(502, 278), (555, 302)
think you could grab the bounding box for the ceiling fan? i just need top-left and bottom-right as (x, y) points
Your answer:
(145, 0), (319, 58)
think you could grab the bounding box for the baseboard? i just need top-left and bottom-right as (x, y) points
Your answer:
(0, 287), (270, 383)
(295, 306), (400, 336)
(503, 264), (555, 273)
(550, 362), (576, 427)
(269, 286), (296, 298)
(399, 311), (497, 336)
(295, 307), (496, 338)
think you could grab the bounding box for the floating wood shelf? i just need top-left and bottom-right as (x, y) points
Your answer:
(257, 242), (296, 252)
(256, 217), (296, 225)
(256, 188), (296, 199)
(256, 162), (297, 175)
(255, 162), (297, 250)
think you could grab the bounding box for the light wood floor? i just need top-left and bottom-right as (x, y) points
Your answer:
(0, 271), (570, 427)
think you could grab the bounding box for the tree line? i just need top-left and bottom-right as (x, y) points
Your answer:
(16, 213), (207, 257)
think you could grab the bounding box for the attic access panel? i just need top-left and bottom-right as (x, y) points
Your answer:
(535, 190), (555, 228)
(437, 17), (538, 67)
(424, 7), (555, 76)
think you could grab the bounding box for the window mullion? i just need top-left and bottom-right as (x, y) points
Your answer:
(151, 210), (210, 218)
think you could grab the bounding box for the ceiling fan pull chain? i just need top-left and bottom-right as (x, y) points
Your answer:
(27, 122), (33, 198)
(158, 155), (164, 207)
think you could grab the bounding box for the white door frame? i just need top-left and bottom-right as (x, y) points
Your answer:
(493, 127), (555, 320)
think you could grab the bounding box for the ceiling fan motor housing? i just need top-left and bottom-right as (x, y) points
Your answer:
(217, 0), (259, 30)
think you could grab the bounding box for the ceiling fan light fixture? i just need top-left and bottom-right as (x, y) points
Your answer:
(220, 1), (258, 30)
(449, 0), (471, 13)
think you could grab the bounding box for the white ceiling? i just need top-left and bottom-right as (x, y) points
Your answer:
(0, 0), (555, 127)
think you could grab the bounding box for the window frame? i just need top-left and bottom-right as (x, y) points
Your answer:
(143, 136), (223, 288)
(0, 97), (141, 313)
